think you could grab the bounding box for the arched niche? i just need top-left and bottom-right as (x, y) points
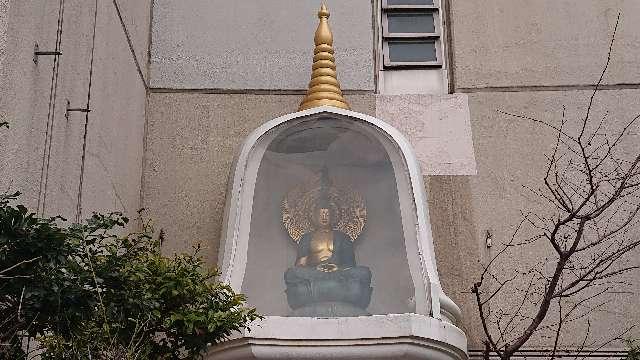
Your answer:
(219, 106), (460, 322)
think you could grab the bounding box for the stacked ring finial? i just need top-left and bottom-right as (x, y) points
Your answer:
(298, 4), (350, 111)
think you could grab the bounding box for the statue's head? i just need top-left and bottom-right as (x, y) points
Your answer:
(312, 189), (334, 229)
(313, 207), (332, 229)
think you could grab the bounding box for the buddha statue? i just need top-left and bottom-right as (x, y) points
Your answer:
(294, 200), (354, 272)
(283, 170), (372, 317)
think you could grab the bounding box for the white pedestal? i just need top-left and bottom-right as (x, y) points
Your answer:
(206, 314), (468, 360)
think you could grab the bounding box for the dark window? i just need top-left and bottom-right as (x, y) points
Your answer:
(382, 0), (442, 67)
(387, 0), (434, 5)
(388, 41), (437, 62)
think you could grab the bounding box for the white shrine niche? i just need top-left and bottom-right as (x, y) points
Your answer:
(210, 106), (467, 360)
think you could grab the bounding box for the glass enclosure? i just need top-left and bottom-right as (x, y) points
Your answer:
(241, 115), (417, 317)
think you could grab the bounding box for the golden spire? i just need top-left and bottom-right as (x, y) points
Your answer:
(298, 3), (350, 111)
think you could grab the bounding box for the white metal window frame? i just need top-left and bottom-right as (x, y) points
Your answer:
(380, 0), (444, 67)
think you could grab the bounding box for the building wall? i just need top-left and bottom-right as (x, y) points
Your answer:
(450, 0), (640, 90)
(448, 0), (640, 350)
(141, 0), (640, 352)
(462, 90), (640, 349)
(142, 93), (376, 264)
(0, 0), (150, 221)
(2, 0), (639, 355)
(150, 0), (374, 91)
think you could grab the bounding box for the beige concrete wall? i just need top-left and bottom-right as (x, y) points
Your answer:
(450, 0), (640, 89)
(142, 92), (376, 264)
(0, 0), (150, 222)
(150, 0), (374, 91)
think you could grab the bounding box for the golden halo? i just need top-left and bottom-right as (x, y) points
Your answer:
(282, 172), (366, 243)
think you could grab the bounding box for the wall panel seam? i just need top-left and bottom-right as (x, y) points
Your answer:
(457, 83), (640, 93)
(112, 0), (148, 90)
(148, 88), (375, 95)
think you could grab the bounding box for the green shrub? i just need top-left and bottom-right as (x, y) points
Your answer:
(625, 339), (640, 360)
(0, 192), (259, 359)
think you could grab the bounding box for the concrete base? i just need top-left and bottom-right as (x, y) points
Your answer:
(206, 314), (468, 360)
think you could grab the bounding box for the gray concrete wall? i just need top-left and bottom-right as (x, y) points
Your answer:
(433, 0), (640, 350)
(460, 89), (640, 347)
(0, 0), (9, 73)
(1, 0), (55, 210)
(426, 175), (485, 348)
(0, 0), (150, 222)
(449, 0), (640, 90)
(425, 89), (640, 348)
(150, 0), (374, 91)
(115, 0), (152, 81)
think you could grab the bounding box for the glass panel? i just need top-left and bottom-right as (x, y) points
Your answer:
(388, 40), (437, 62)
(242, 116), (415, 317)
(387, 12), (435, 34)
(387, 0), (434, 5)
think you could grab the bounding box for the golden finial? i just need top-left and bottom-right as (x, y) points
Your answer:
(298, 3), (350, 111)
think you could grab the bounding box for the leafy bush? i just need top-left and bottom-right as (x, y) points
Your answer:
(625, 339), (640, 360)
(0, 192), (259, 359)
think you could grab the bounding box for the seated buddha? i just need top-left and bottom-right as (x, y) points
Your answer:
(284, 193), (372, 317)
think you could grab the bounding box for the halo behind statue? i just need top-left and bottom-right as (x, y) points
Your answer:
(282, 169), (366, 243)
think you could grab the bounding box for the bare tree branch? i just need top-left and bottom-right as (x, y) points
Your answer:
(473, 13), (639, 360)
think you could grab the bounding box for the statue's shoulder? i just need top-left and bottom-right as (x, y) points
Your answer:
(299, 232), (313, 243)
(332, 229), (352, 243)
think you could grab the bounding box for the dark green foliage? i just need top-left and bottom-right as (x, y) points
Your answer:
(0, 193), (259, 359)
(624, 339), (640, 360)
(0, 191), (78, 357)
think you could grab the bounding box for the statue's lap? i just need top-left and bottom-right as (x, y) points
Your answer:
(284, 266), (372, 315)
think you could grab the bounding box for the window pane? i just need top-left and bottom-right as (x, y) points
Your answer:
(388, 41), (437, 62)
(387, 0), (434, 5)
(387, 13), (435, 33)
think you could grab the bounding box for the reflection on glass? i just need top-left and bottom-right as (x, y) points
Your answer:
(387, 0), (434, 5)
(388, 13), (435, 34)
(388, 40), (437, 62)
(284, 167), (372, 316)
(242, 117), (415, 317)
